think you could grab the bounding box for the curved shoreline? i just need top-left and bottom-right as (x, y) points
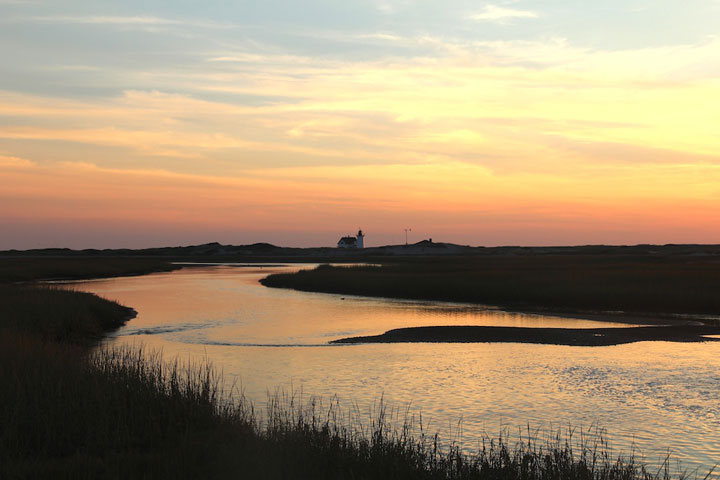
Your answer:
(261, 276), (715, 327)
(331, 325), (720, 347)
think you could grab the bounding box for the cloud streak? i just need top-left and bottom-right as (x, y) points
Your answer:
(4, 14), (232, 30)
(469, 5), (538, 23)
(2, 34), (719, 174)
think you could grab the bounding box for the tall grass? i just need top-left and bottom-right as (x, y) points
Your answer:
(0, 338), (249, 479)
(2, 339), (703, 480)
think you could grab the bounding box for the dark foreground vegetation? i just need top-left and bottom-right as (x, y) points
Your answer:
(1, 258), (713, 478)
(3, 334), (701, 479)
(261, 256), (720, 319)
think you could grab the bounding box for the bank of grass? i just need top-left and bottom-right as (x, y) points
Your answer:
(0, 256), (180, 343)
(260, 256), (720, 317)
(0, 285), (134, 344)
(0, 256), (180, 283)
(0, 257), (174, 343)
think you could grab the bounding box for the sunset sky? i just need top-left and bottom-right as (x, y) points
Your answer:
(2, 1), (719, 249)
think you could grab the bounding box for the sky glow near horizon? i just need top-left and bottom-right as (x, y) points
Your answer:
(1, 1), (719, 248)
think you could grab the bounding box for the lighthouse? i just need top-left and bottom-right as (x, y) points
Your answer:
(337, 229), (366, 248)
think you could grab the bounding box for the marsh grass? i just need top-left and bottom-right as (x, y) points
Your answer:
(0, 257), (179, 283)
(1, 336), (710, 479)
(0, 256), (174, 342)
(261, 256), (720, 317)
(0, 284), (133, 344)
(0, 339), (250, 479)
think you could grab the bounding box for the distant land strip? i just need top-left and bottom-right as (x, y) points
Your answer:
(331, 325), (720, 347)
(5, 241), (720, 260)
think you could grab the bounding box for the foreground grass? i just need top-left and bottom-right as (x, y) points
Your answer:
(3, 336), (696, 480)
(261, 256), (720, 317)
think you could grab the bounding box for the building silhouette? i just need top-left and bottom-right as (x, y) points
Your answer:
(337, 229), (365, 248)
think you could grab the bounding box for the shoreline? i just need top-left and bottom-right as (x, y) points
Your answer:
(264, 281), (718, 328)
(331, 324), (720, 347)
(0, 257), (181, 284)
(260, 259), (720, 328)
(22, 270), (179, 284)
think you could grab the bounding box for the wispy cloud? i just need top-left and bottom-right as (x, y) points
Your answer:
(469, 5), (538, 23)
(8, 15), (231, 29)
(356, 32), (404, 42)
(0, 153), (34, 167)
(20, 15), (182, 25)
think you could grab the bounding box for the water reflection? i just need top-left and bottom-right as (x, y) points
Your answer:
(67, 265), (720, 473)
(88, 265), (633, 347)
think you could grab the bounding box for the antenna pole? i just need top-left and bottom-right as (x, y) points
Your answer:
(404, 227), (411, 245)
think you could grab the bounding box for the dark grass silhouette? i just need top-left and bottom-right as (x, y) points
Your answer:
(0, 285), (134, 344)
(0, 257), (177, 344)
(3, 336), (703, 479)
(0, 257), (179, 283)
(260, 256), (720, 319)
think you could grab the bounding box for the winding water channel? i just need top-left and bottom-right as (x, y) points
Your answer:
(68, 264), (720, 473)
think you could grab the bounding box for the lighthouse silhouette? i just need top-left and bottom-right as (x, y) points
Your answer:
(356, 229), (365, 249)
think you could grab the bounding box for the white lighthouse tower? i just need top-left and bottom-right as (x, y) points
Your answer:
(356, 229), (365, 249)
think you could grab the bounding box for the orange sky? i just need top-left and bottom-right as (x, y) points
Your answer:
(2, 2), (720, 248)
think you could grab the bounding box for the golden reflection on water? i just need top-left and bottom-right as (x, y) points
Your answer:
(79, 265), (632, 346)
(69, 265), (720, 473)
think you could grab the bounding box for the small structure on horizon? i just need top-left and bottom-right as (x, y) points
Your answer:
(338, 229), (365, 249)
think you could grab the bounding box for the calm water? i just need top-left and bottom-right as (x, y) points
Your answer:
(69, 265), (720, 473)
